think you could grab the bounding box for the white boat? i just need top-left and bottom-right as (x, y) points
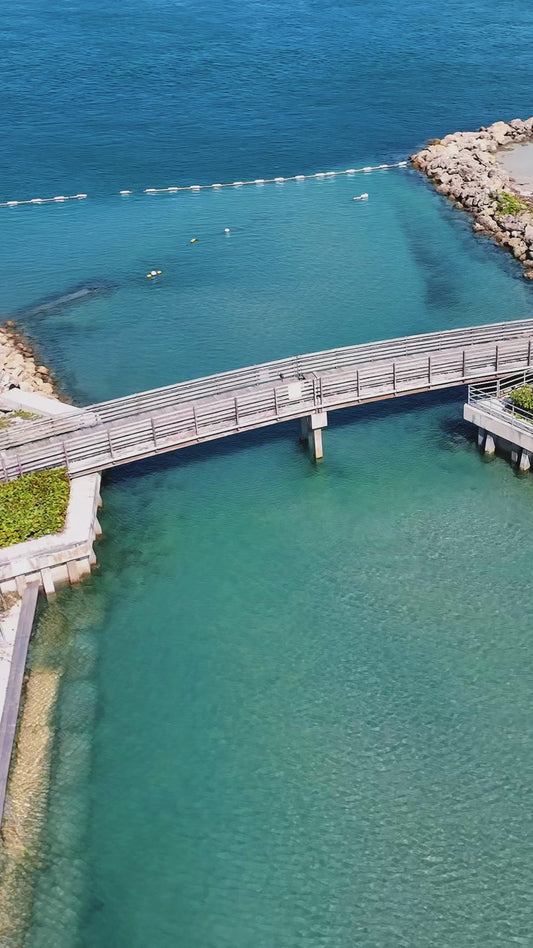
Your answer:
(352, 193), (369, 201)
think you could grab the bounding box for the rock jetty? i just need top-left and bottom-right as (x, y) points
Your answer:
(0, 323), (56, 397)
(411, 117), (533, 279)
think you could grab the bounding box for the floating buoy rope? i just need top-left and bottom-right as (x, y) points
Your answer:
(0, 161), (408, 209)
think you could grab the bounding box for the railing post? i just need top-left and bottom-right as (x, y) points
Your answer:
(107, 429), (114, 460)
(234, 397), (239, 427)
(356, 369), (360, 400)
(193, 405), (199, 435)
(151, 417), (157, 448)
(428, 356), (431, 386)
(495, 345), (499, 373)
(528, 339), (532, 366)
(392, 362), (396, 393)
(462, 349), (466, 379)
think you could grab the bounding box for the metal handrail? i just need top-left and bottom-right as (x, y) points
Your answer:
(2, 317), (533, 451)
(3, 320), (533, 480)
(468, 368), (533, 401)
(468, 379), (533, 432)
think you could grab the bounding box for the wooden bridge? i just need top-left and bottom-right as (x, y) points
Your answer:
(2, 318), (533, 481)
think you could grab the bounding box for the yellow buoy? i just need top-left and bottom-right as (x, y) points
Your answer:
(146, 273), (153, 279)
(190, 238), (197, 243)
(157, 270), (162, 274)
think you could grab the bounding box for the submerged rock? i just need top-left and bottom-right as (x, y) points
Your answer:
(8, 280), (115, 320)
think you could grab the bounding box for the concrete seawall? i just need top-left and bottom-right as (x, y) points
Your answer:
(1, 389), (103, 596)
(0, 585), (39, 823)
(0, 472), (103, 597)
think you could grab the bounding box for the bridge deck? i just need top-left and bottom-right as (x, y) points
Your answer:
(2, 319), (533, 480)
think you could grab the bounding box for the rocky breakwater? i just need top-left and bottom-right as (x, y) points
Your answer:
(411, 117), (533, 279)
(0, 323), (56, 398)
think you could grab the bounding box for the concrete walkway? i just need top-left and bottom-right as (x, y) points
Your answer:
(0, 585), (39, 822)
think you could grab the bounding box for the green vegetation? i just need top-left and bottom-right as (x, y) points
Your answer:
(509, 385), (533, 413)
(496, 191), (528, 216)
(0, 469), (70, 548)
(0, 410), (40, 430)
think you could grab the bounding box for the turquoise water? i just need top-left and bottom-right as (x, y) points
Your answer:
(2, 0), (533, 943)
(11, 171), (533, 947)
(2, 172), (531, 400)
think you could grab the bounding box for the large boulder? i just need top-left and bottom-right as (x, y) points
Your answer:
(476, 215), (499, 232)
(488, 121), (512, 143)
(508, 238), (528, 259)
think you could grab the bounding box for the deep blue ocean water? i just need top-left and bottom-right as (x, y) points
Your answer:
(2, 1), (533, 945)
(3, 0), (533, 200)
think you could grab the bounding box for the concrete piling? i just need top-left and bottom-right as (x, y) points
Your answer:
(519, 450), (531, 472)
(300, 411), (328, 461)
(466, 403), (533, 475)
(484, 433), (496, 455)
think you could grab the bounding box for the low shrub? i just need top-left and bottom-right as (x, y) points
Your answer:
(509, 384), (533, 412)
(0, 410), (40, 430)
(0, 469), (70, 548)
(496, 191), (528, 216)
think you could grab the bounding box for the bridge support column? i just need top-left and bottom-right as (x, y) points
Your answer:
(519, 450), (531, 472)
(485, 432), (496, 454)
(477, 427), (485, 448)
(311, 427), (324, 461)
(300, 412), (328, 460)
(484, 433), (496, 456)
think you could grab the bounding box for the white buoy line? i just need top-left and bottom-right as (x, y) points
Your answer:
(139, 162), (408, 195)
(0, 161), (408, 208)
(0, 193), (87, 208)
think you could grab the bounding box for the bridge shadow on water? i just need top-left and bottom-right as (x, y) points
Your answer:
(103, 383), (474, 488)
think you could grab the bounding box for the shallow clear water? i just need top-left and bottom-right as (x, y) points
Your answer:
(2, 0), (533, 945)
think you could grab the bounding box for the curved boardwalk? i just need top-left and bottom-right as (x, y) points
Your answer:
(2, 319), (533, 480)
